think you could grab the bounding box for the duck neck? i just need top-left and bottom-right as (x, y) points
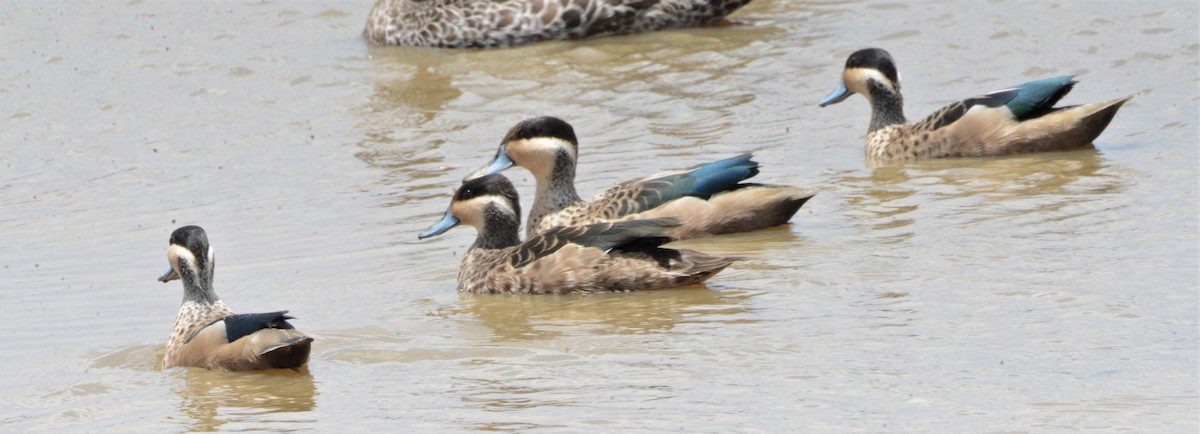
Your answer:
(473, 206), (522, 250)
(529, 151), (582, 233)
(866, 80), (907, 133)
(179, 262), (221, 306)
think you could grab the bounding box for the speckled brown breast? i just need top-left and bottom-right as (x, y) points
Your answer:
(165, 301), (234, 367)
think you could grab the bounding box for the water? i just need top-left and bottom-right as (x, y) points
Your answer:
(0, 0), (1196, 432)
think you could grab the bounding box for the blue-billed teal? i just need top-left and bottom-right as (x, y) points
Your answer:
(159, 226), (312, 370)
(819, 48), (1132, 161)
(468, 116), (815, 239)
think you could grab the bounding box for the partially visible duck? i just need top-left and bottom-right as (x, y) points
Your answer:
(467, 116), (815, 239)
(418, 174), (737, 294)
(364, 0), (754, 48)
(818, 47), (1132, 161)
(159, 226), (312, 371)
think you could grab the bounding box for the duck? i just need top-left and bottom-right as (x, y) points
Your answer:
(465, 116), (816, 239)
(818, 47), (1133, 161)
(363, 0), (754, 48)
(418, 174), (738, 294)
(158, 226), (312, 371)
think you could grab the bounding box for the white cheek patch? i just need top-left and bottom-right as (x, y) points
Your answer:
(455, 195), (518, 227)
(168, 244), (198, 271)
(511, 137), (576, 176)
(844, 67), (897, 95)
(525, 137), (574, 160)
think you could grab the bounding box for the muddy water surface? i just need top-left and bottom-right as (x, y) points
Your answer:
(0, 0), (1196, 432)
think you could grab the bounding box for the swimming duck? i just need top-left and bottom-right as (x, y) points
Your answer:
(364, 0), (754, 48)
(418, 174), (737, 294)
(818, 48), (1133, 161)
(466, 116), (815, 239)
(159, 226), (312, 371)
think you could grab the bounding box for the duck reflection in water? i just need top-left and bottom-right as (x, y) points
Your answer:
(837, 150), (1119, 235)
(173, 368), (316, 432)
(454, 288), (755, 341)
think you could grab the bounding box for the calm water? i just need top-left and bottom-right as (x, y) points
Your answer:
(1, 0), (1196, 432)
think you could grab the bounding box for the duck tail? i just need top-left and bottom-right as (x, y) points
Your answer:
(672, 251), (741, 285)
(1070, 95), (1133, 144)
(707, 185), (817, 234)
(1005, 94), (1132, 153)
(261, 335), (314, 370)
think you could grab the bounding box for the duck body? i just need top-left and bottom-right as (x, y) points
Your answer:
(819, 48), (1132, 161)
(453, 218), (736, 294)
(364, 0), (753, 48)
(160, 226), (312, 371)
(469, 116), (815, 239)
(419, 174), (737, 294)
(166, 309), (312, 371)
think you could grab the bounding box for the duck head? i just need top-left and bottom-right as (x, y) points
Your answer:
(159, 225), (219, 303)
(419, 174), (522, 248)
(819, 48), (902, 107)
(465, 116), (579, 184)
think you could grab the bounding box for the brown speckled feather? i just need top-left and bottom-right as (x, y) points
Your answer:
(458, 218), (736, 294)
(165, 301), (235, 368)
(364, 0), (753, 48)
(457, 240), (735, 294)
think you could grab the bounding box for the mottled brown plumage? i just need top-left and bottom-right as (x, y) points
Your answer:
(466, 116), (816, 239)
(418, 175), (738, 294)
(363, 0), (753, 48)
(160, 226), (312, 371)
(819, 48), (1132, 163)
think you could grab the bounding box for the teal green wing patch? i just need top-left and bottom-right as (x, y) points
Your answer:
(1006, 75), (1076, 120)
(600, 154), (760, 217)
(912, 76), (1075, 132)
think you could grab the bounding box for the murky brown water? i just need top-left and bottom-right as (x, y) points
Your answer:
(1, 0), (1197, 431)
